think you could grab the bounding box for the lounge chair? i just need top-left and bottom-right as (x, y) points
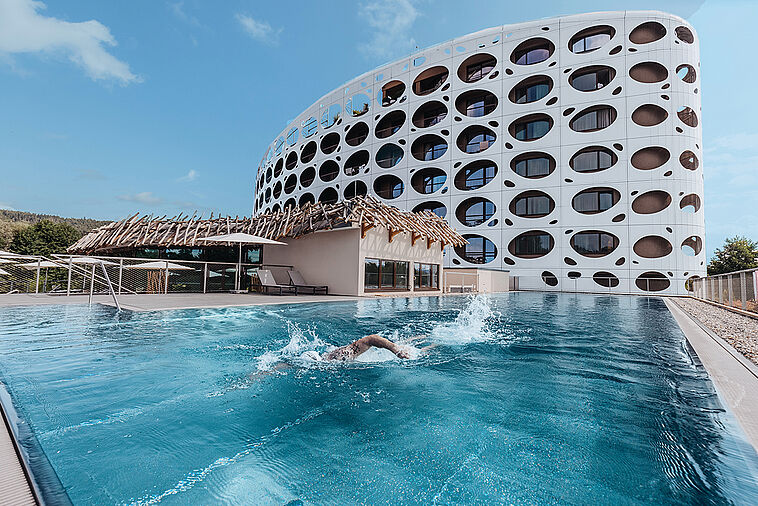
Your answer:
(257, 269), (296, 295)
(287, 270), (328, 295)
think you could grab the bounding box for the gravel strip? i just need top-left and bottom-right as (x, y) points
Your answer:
(672, 297), (758, 366)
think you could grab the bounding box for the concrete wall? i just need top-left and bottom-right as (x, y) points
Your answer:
(263, 227), (361, 295)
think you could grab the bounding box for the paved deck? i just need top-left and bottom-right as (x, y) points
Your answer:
(0, 292), (363, 312)
(0, 398), (36, 506)
(664, 298), (758, 452)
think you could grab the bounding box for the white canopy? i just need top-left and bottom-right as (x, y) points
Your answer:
(0, 251), (39, 260)
(0, 258), (14, 264)
(18, 260), (65, 269)
(0, 268), (9, 275)
(125, 261), (194, 271)
(196, 232), (286, 245)
(68, 257), (118, 266)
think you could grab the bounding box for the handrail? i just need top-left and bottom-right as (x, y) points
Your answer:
(99, 261), (121, 311)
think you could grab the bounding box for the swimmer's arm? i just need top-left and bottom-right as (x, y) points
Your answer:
(364, 335), (410, 359)
(247, 362), (291, 382)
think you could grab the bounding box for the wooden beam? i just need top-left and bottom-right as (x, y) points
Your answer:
(427, 238), (433, 250)
(411, 232), (422, 246)
(388, 228), (402, 243)
(361, 222), (375, 239)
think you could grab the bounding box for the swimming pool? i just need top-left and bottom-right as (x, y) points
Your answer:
(0, 293), (757, 504)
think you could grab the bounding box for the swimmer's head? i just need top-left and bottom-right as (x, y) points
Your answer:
(300, 350), (323, 361)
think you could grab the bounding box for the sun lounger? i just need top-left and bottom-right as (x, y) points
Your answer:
(257, 269), (296, 295)
(287, 270), (328, 295)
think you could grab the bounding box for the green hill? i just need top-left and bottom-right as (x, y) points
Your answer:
(0, 209), (111, 249)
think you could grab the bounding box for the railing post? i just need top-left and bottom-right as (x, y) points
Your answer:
(118, 259), (123, 295)
(728, 275), (733, 307)
(718, 276), (723, 304)
(741, 272), (747, 310)
(203, 263), (208, 294)
(67, 256), (72, 296)
(35, 258), (41, 294)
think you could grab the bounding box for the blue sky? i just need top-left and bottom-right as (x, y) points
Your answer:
(0, 0), (754, 258)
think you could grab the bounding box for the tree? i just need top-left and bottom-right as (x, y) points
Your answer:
(707, 236), (758, 275)
(9, 220), (81, 256)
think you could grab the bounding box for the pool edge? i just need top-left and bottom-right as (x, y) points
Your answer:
(663, 297), (758, 453)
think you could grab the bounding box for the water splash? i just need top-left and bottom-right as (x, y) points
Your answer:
(255, 322), (330, 371)
(429, 294), (497, 344)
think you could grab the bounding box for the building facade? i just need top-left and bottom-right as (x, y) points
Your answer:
(253, 11), (704, 295)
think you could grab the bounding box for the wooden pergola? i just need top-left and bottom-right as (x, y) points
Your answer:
(68, 196), (467, 255)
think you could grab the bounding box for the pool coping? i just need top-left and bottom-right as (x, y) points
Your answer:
(663, 297), (758, 452)
(0, 382), (40, 506)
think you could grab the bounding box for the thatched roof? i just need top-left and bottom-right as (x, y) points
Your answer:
(68, 196), (466, 254)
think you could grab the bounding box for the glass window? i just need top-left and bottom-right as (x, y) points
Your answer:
(457, 197), (495, 226)
(412, 101), (447, 128)
(379, 80), (405, 106)
(458, 53), (497, 83)
(412, 135), (448, 161)
(411, 168), (446, 194)
(373, 175), (404, 199)
(412, 201), (447, 218)
(375, 110), (406, 138)
(455, 160), (497, 190)
(570, 231), (619, 257)
(570, 147), (616, 172)
(509, 231), (554, 258)
(365, 258), (379, 289)
(414, 262), (439, 289)
(570, 66), (615, 91)
(457, 126), (496, 153)
(512, 154), (553, 178)
(572, 188), (619, 214)
(570, 107), (616, 132)
(455, 234), (497, 264)
(514, 119), (550, 141)
(413, 66), (449, 96)
(511, 38), (554, 65)
(456, 90), (498, 117)
(376, 143), (404, 168)
(513, 194), (552, 217)
(570, 26), (614, 54)
(510, 77), (552, 104)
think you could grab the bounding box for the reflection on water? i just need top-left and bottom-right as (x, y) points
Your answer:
(0, 293), (756, 505)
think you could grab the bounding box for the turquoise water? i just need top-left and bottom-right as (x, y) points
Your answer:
(0, 293), (757, 505)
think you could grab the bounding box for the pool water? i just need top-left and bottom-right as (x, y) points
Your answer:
(0, 293), (757, 505)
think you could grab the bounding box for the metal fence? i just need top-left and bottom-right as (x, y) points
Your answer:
(690, 268), (758, 314)
(0, 253), (293, 296)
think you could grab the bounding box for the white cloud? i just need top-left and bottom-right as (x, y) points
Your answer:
(358, 0), (419, 60)
(178, 169), (198, 182)
(169, 1), (201, 28)
(235, 13), (281, 45)
(117, 192), (163, 205)
(0, 0), (139, 84)
(0, 202), (17, 211)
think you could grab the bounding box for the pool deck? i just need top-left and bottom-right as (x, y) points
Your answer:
(0, 393), (37, 506)
(664, 298), (758, 452)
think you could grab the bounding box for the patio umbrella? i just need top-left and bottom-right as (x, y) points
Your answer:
(17, 260), (67, 293)
(197, 233), (286, 291)
(126, 261), (195, 294)
(69, 257), (118, 266)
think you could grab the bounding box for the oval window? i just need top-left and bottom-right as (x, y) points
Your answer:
(346, 93), (370, 117)
(631, 104), (668, 127)
(454, 160), (497, 191)
(344, 180), (367, 199)
(629, 21), (666, 44)
(569, 25), (615, 53)
(413, 66), (449, 96)
(509, 75), (552, 104)
(318, 187), (339, 204)
(458, 53), (496, 83)
(542, 271), (558, 287)
(455, 234), (497, 264)
(346, 122), (369, 146)
(676, 64), (696, 83)
(681, 236), (702, 256)
(510, 37), (555, 65)
(299, 192), (315, 207)
(570, 105), (617, 132)
(636, 271), (670, 292)
(631, 190), (671, 214)
(300, 166), (316, 187)
(456, 90), (498, 116)
(412, 134), (448, 161)
(319, 160), (339, 182)
(593, 271), (619, 288)
(375, 110), (406, 139)
(412, 101), (448, 128)
(677, 106), (698, 127)
(570, 230), (619, 257)
(569, 65), (616, 92)
(273, 158), (283, 178)
(633, 236), (672, 259)
(457, 126), (495, 154)
(629, 62), (668, 83)
(373, 174), (404, 199)
(302, 117), (318, 138)
(572, 187), (620, 214)
(509, 113), (553, 141)
(413, 201), (447, 218)
(300, 141), (317, 163)
(286, 127), (298, 146)
(680, 194), (701, 213)
(675, 26), (694, 44)
(510, 190), (555, 218)
(344, 150), (370, 176)
(273, 181), (282, 199)
(376, 143), (404, 168)
(569, 146), (617, 173)
(320, 104), (341, 129)
(411, 168), (446, 194)
(284, 174), (297, 194)
(511, 152), (555, 178)
(456, 197), (496, 227)
(378, 80), (405, 107)
(679, 151), (699, 170)
(285, 151), (297, 171)
(320, 132), (340, 154)
(630, 146), (670, 170)
(508, 230), (554, 258)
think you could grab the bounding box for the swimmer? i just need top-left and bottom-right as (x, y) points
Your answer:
(304, 334), (413, 362)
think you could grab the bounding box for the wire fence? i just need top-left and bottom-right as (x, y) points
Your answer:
(0, 253), (293, 296)
(690, 268), (758, 314)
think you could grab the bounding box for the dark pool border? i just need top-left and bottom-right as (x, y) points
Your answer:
(0, 380), (73, 506)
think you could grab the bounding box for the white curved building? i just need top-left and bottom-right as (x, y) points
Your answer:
(253, 10), (704, 295)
